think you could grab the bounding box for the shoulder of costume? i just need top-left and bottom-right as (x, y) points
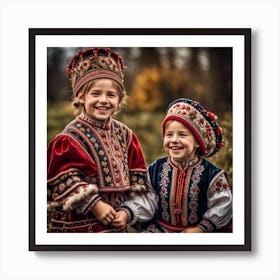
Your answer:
(112, 118), (132, 132)
(148, 157), (168, 171)
(200, 158), (224, 175)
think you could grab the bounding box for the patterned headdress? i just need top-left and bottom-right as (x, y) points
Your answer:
(162, 98), (223, 157)
(66, 48), (125, 96)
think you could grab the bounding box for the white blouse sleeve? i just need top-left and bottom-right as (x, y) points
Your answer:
(203, 171), (233, 230)
(121, 172), (158, 225)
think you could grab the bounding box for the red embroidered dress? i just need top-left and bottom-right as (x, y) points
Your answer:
(47, 112), (147, 232)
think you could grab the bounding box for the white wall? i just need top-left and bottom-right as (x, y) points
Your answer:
(1, 0), (279, 279)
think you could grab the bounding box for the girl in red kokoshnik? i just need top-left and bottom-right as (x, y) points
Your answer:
(47, 48), (156, 233)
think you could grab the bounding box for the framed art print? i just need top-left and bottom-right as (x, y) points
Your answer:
(29, 28), (251, 251)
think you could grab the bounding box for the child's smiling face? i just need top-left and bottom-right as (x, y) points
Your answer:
(78, 79), (120, 122)
(163, 120), (200, 163)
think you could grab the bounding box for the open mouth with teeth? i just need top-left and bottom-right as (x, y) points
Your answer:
(169, 146), (183, 150)
(95, 106), (110, 111)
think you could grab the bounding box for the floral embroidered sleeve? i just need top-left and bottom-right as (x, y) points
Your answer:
(127, 132), (148, 192)
(198, 171), (233, 232)
(47, 135), (100, 212)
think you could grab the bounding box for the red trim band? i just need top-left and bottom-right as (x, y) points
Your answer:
(162, 115), (206, 155)
(74, 69), (123, 96)
(155, 218), (186, 232)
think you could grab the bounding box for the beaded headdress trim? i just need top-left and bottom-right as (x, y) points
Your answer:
(67, 48), (125, 96)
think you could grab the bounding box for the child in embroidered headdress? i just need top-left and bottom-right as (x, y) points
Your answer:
(141, 98), (232, 233)
(47, 48), (156, 233)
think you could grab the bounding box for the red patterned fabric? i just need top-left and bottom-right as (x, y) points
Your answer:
(47, 135), (97, 179)
(47, 113), (147, 233)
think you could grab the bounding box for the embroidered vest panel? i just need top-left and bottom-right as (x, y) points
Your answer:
(63, 118), (132, 192)
(148, 157), (221, 227)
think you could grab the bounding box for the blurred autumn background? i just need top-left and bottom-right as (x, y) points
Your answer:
(47, 47), (232, 186)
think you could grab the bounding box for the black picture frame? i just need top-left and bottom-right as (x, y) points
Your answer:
(29, 28), (251, 251)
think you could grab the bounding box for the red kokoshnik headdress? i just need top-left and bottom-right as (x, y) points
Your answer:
(66, 48), (125, 96)
(162, 98), (224, 157)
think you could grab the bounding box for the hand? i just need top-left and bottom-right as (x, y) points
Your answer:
(111, 210), (129, 231)
(181, 226), (204, 233)
(91, 200), (117, 226)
